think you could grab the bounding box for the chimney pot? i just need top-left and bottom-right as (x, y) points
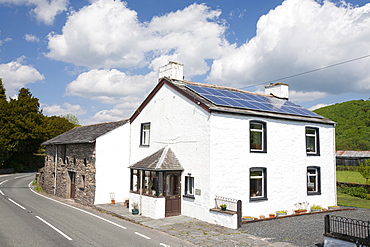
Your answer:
(159, 61), (184, 81)
(264, 82), (289, 99)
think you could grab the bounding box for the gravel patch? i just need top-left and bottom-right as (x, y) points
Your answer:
(239, 207), (370, 247)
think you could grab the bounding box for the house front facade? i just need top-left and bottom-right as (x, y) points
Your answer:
(127, 62), (336, 228)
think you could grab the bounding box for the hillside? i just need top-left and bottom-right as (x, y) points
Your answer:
(314, 99), (370, 151)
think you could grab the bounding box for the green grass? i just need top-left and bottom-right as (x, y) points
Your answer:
(336, 170), (367, 184)
(337, 191), (370, 209)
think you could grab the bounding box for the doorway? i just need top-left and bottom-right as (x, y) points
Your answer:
(68, 171), (76, 199)
(164, 172), (181, 217)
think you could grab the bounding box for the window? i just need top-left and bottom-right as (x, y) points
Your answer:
(130, 169), (158, 196)
(140, 123), (151, 146)
(184, 175), (194, 198)
(306, 127), (320, 155)
(250, 168), (267, 201)
(307, 167), (321, 195)
(250, 121), (266, 152)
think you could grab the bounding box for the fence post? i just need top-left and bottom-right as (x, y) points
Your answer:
(237, 200), (242, 228)
(324, 214), (330, 234)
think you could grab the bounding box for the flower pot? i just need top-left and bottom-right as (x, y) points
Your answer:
(259, 215), (265, 219)
(310, 209), (322, 213)
(276, 212), (287, 217)
(132, 209), (139, 215)
(328, 206), (339, 210)
(294, 209), (307, 214)
(243, 217), (254, 221)
(111, 199), (115, 204)
(269, 214), (275, 218)
(221, 207), (227, 211)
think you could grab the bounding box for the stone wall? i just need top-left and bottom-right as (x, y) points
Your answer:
(337, 181), (370, 193)
(38, 143), (96, 206)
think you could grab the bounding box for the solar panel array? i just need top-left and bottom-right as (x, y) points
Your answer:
(185, 84), (321, 118)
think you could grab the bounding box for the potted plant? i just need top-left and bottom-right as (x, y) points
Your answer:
(328, 205), (340, 210)
(310, 205), (322, 212)
(131, 202), (139, 215)
(243, 216), (254, 221)
(276, 210), (287, 217)
(269, 213), (275, 218)
(294, 202), (308, 214)
(220, 204), (227, 211)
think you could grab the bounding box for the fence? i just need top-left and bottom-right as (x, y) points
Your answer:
(214, 195), (242, 228)
(324, 214), (370, 246)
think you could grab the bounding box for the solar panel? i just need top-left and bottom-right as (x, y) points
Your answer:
(185, 84), (322, 118)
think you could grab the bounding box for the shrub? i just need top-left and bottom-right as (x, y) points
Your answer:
(339, 186), (368, 199)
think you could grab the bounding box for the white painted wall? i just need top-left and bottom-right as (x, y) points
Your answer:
(94, 123), (130, 204)
(130, 83), (212, 219)
(209, 113), (336, 218)
(129, 81), (336, 228)
(130, 192), (166, 218)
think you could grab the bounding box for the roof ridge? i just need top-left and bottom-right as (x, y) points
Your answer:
(77, 119), (129, 128)
(182, 80), (271, 97)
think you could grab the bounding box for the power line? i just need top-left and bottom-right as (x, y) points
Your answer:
(242, 54), (370, 89)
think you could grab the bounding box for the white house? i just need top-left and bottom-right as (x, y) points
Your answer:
(128, 62), (336, 228)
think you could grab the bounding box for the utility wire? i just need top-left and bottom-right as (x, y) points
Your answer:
(242, 54), (370, 89)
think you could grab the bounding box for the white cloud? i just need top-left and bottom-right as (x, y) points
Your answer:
(0, 0), (69, 25)
(47, 1), (229, 78)
(309, 103), (330, 111)
(0, 56), (44, 96)
(208, 0), (370, 95)
(66, 69), (157, 104)
(289, 90), (327, 103)
(24, 34), (40, 43)
(42, 102), (86, 116)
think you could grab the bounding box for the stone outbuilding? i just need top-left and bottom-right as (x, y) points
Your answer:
(38, 119), (130, 206)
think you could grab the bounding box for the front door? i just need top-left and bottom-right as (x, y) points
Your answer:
(164, 172), (181, 217)
(68, 171), (76, 199)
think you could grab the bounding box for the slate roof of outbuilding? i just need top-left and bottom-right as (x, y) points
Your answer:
(130, 146), (184, 171)
(336, 150), (370, 158)
(42, 119), (129, 145)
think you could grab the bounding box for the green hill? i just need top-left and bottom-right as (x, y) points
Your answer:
(314, 99), (370, 151)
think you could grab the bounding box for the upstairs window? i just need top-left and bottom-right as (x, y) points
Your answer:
(306, 127), (320, 155)
(307, 167), (321, 195)
(184, 175), (194, 198)
(140, 123), (151, 146)
(250, 121), (267, 152)
(250, 167), (267, 201)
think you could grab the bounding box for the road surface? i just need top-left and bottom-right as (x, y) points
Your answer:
(0, 173), (193, 247)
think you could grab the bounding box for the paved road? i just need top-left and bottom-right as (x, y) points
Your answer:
(0, 173), (193, 247)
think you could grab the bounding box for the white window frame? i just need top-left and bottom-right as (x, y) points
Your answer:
(184, 175), (194, 198)
(141, 123), (150, 146)
(250, 167), (267, 201)
(306, 127), (319, 155)
(250, 121), (266, 152)
(307, 167), (321, 195)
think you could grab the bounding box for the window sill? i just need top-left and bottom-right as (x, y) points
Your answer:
(250, 150), (267, 153)
(307, 192), (321, 196)
(250, 197), (268, 202)
(307, 153), (320, 156)
(183, 195), (195, 199)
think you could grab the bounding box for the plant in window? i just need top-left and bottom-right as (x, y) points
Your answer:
(220, 204), (227, 211)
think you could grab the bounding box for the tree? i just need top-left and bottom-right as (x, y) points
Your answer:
(61, 113), (80, 126)
(0, 78), (6, 103)
(358, 159), (370, 184)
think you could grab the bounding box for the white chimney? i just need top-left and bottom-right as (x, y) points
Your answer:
(264, 83), (289, 100)
(158, 61), (184, 80)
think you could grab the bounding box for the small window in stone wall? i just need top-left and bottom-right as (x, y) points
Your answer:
(73, 157), (76, 165)
(84, 158), (87, 166)
(80, 175), (85, 190)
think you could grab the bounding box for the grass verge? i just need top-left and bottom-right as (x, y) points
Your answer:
(337, 191), (370, 209)
(336, 170), (367, 184)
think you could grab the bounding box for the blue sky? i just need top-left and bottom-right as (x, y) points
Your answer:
(0, 0), (369, 125)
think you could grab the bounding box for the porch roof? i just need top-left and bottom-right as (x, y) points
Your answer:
(130, 146), (184, 171)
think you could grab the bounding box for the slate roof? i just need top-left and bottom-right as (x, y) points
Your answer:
(336, 150), (370, 158)
(42, 119), (129, 145)
(131, 78), (335, 125)
(130, 146), (184, 171)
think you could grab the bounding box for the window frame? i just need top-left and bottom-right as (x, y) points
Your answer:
(140, 122), (151, 146)
(307, 166), (321, 195)
(184, 175), (195, 199)
(250, 121), (267, 153)
(249, 167), (267, 201)
(306, 127), (320, 156)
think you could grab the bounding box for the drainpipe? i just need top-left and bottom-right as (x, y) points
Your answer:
(139, 170), (143, 215)
(54, 145), (58, 195)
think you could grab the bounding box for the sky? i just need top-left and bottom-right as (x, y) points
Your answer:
(0, 0), (369, 125)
